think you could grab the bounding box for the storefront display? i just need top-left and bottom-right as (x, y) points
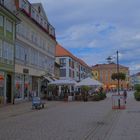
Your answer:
(15, 73), (32, 100)
(0, 71), (4, 104)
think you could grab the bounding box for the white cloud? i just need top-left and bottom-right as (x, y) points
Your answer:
(30, 0), (140, 74)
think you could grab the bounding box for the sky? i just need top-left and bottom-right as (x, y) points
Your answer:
(30, 0), (140, 75)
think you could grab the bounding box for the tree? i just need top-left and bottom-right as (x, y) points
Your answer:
(81, 86), (91, 101)
(47, 85), (56, 100)
(111, 72), (126, 81)
(134, 84), (140, 92)
(81, 86), (91, 93)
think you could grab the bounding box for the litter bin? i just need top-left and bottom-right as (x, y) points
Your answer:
(112, 94), (126, 109)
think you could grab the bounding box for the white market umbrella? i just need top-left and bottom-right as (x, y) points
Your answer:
(76, 77), (103, 87)
(49, 79), (77, 86)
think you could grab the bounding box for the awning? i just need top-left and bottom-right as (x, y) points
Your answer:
(43, 76), (53, 82)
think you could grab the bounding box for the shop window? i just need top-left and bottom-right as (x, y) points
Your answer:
(0, 40), (2, 57)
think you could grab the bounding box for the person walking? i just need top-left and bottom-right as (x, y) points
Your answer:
(123, 89), (127, 104)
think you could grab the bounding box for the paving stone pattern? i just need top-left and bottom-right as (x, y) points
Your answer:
(0, 91), (139, 140)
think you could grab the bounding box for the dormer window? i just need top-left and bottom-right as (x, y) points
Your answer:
(38, 6), (41, 13)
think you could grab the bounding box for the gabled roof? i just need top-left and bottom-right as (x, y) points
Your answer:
(92, 63), (129, 69)
(31, 3), (48, 21)
(76, 58), (92, 70)
(55, 44), (75, 59)
(56, 44), (91, 69)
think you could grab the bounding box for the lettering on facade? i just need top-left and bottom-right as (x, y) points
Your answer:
(23, 68), (29, 74)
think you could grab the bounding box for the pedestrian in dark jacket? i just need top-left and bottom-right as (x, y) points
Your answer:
(123, 90), (127, 104)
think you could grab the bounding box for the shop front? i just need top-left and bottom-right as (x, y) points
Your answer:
(0, 71), (14, 104)
(15, 73), (32, 101)
(0, 71), (5, 104)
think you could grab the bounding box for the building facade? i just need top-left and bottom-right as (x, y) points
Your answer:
(12, 0), (56, 101)
(0, 1), (19, 104)
(54, 61), (61, 79)
(56, 44), (91, 82)
(92, 63), (130, 90)
(130, 72), (140, 87)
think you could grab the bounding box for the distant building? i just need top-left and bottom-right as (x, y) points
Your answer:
(92, 63), (130, 90)
(12, 0), (56, 100)
(0, 1), (19, 104)
(130, 72), (140, 86)
(55, 44), (91, 82)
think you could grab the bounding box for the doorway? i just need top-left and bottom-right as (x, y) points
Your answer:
(6, 74), (12, 103)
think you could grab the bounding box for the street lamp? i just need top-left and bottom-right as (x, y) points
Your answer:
(116, 50), (120, 95)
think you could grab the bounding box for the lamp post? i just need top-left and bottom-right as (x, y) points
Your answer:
(116, 51), (120, 95)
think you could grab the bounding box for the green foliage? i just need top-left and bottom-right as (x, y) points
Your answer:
(47, 85), (55, 91)
(111, 72), (126, 81)
(99, 93), (106, 100)
(81, 86), (91, 93)
(89, 93), (106, 101)
(134, 84), (140, 101)
(134, 92), (140, 101)
(134, 84), (140, 92)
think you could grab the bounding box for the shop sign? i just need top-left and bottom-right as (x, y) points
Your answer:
(23, 68), (29, 74)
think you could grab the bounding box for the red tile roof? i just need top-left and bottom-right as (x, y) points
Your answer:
(56, 44), (91, 69)
(92, 63), (129, 69)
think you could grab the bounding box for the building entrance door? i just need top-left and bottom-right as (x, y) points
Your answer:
(6, 74), (12, 103)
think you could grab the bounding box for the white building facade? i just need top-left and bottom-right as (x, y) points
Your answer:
(13, 0), (56, 100)
(56, 45), (91, 82)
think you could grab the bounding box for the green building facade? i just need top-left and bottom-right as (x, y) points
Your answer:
(0, 3), (19, 104)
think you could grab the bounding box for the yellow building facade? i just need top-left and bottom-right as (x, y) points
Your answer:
(92, 63), (130, 90)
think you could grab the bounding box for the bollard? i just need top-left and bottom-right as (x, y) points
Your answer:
(118, 99), (120, 109)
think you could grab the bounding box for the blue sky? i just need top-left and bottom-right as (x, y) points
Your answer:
(30, 0), (140, 74)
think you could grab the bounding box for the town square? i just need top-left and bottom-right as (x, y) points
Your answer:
(0, 0), (140, 140)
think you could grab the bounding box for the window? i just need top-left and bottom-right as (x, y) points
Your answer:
(73, 71), (75, 78)
(31, 31), (34, 42)
(60, 69), (66, 77)
(6, 19), (13, 32)
(36, 14), (39, 22)
(69, 69), (71, 77)
(16, 44), (28, 62)
(40, 18), (43, 26)
(0, 39), (2, 57)
(21, 0), (29, 13)
(3, 42), (13, 61)
(0, 15), (4, 27)
(3, 42), (8, 59)
(31, 8), (36, 19)
(60, 58), (66, 67)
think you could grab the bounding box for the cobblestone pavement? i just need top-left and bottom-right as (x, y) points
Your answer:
(0, 91), (139, 140)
